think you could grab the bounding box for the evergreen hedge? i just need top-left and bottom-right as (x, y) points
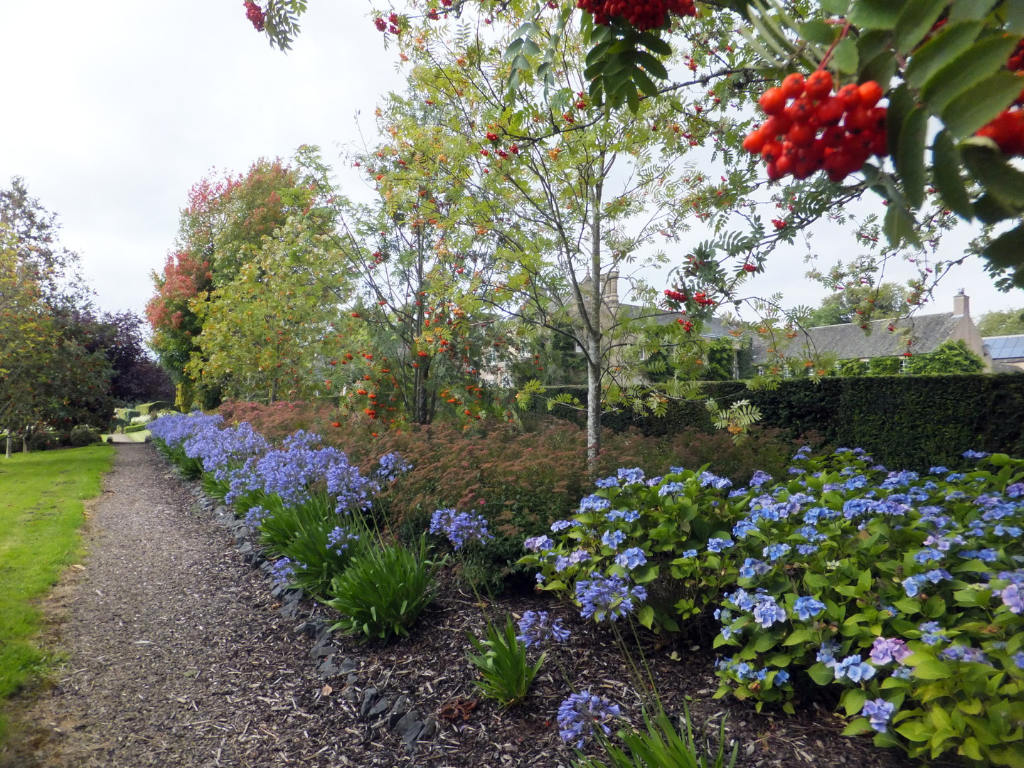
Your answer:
(530, 374), (1024, 470)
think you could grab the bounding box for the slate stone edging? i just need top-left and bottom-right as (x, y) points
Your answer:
(188, 484), (438, 754)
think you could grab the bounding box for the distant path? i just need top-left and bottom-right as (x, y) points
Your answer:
(7, 444), (381, 768)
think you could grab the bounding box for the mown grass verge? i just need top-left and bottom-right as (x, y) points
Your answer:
(0, 445), (114, 744)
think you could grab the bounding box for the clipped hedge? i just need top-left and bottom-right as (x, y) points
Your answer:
(531, 374), (1024, 470)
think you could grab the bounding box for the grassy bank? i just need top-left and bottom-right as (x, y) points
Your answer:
(0, 445), (114, 743)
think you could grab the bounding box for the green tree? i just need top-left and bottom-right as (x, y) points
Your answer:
(904, 340), (985, 374)
(803, 281), (907, 327)
(976, 307), (1024, 336)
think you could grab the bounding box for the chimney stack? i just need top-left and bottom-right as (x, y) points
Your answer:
(602, 271), (619, 308)
(953, 289), (969, 317)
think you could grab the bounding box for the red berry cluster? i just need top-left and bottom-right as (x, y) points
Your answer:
(664, 288), (687, 303)
(576, 0), (696, 31)
(244, 1), (265, 32)
(974, 42), (1024, 155)
(374, 12), (402, 34)
(743, 71), (888, 182)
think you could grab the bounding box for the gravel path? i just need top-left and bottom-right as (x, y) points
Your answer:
(7, 444), (378, 768)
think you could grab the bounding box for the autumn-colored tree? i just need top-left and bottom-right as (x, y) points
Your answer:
(147, 150), (332, 406)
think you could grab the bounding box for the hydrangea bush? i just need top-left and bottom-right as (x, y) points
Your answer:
(522, 449), (1024, 765)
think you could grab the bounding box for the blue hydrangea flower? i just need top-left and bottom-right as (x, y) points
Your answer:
(1000, 583), (1023, 614)
(749, 470), (773, 487)
(576, 572), (647, 622)
(524, 535), (554, 552)
(615, 547), (647, 570)
(551, 519), (573, 532)
(557, 691), (621, 748)
(861, 698), (895, 733)
(817, 640), (841, 665)
(752, 595), (787, 628)
(941, 645), (989, 664)
(962, 449), (990, 459)
(594, 476), (619, 489)
(763, 543), (791, 562)
(517, 611), (570, 647)
(833, 654), (875, 682)
(732, 520), (758, 539)
(869, 637), (911, 665)
(739, 558), (770, 579)
(601, 529), (627, 550)
(699, 471), (733, 490)
(707, 537), (733, 553)
(774, 669), (790, 685)
(792, 596), (826, 621)
(579, 494), (612, 513)
(617, 467), (645, 485)
(554, 549), (591, 572)
(918, 621), (949, 645)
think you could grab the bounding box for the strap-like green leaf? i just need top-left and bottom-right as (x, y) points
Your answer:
(896, 106), (929, 208)
(894, 0), (951, 54)
(920, 35), (1021, 115)
(931, 130), (974, 219)
(904, 21), (983, 90)
(941, 70), (1024, 137)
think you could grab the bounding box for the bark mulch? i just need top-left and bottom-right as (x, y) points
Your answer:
(1, 442), (928, 768)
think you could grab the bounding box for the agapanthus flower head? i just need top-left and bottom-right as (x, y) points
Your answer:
(327, 526), (359, 554)
(556, 691), (622, 748)
(576, 572), (647, 622)
(376, 452), (412, 482)
(429, 508), (492, 549)
(269, 557), (296, 587)
(517, 610), (570, 647)
(244, 504), (269, 530)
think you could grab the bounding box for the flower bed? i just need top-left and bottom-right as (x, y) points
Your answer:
(150, 411), (1024, 767)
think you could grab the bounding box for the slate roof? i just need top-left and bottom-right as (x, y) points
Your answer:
(751, 312), (961, 363)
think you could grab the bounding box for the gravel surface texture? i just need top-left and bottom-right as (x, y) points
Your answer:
(3, 443), (929, 768)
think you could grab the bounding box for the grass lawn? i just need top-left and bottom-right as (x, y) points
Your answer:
(0, 444), (114, 742)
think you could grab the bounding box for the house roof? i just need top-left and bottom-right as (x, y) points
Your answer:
(751, 311), (961, 363)
(984, 334), (1024, 361)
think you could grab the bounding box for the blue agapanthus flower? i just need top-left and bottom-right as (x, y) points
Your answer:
(557, 691), (621, 748)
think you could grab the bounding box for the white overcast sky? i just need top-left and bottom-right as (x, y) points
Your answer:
(2, 0), (1023, 325)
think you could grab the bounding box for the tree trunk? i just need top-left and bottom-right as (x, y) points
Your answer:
(585, 167), (605, 473)
(414, 222), (429, 425)
(5, 435), (11, 459)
